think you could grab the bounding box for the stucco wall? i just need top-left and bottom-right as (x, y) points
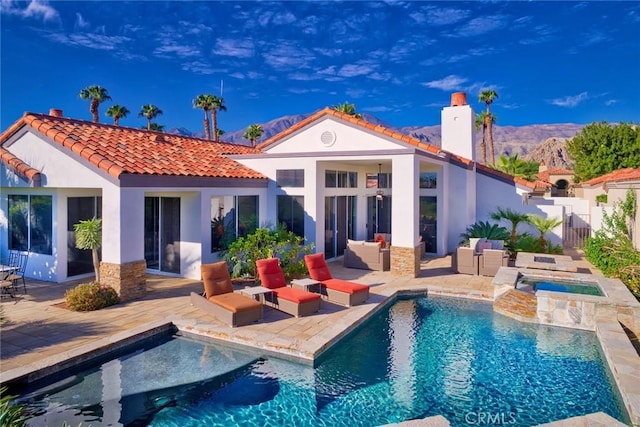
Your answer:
(264, 117), (407, 154)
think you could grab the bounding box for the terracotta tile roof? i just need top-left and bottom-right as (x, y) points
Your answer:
(0, 113), (265, 180)
(0, 147), (42, 186)
(578, 168), (640, 187)
(537, 168), (574, 182)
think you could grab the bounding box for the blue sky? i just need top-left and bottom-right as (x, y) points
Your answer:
(2, 1), (639, 134)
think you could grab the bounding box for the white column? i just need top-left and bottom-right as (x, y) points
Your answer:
(391, 156), (419, 247)
(101, 185), (145, 264)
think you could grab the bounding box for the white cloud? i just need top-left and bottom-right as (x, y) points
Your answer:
(262, 42), (316, 70)
(550, 92), (589, 107)
(47, 32), (131, 51)
(424, 6), (471, 26)
(75, 13), (89, 29)
(154, 43), (200, 58)
(451, 15), (508, 37)
(181, 61), (216, 75)
(214, 38), (255, 58)
(604, 99), (618, 106)
(2, 0), (59, 21)
(338, 63), (376, 78)
(422, 75), (468, 91)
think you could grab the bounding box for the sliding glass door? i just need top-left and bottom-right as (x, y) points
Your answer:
(324, 196), (356, 258)
(67, 197), (102, 276)
(144, 197), (180, 273)
(367, 196), (392, 241)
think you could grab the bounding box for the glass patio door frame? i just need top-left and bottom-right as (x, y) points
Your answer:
(324, 195), (356, 259)
(144, 196), (181, 274)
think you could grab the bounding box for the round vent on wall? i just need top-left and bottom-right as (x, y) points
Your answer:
(320, 130), (336, 147)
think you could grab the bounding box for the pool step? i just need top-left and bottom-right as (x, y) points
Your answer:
(493, 289), (538, 323)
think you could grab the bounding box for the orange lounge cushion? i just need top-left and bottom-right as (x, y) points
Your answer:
(322, 278), (369, 295)
(209, 293), (262, 313)
(272, 286), (321, 303)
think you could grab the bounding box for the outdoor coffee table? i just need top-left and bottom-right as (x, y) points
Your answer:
(290, 278), (321, 293)
(238, 286), (273, 303)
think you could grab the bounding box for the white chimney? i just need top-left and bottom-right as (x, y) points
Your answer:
(440, 92), (475, 161)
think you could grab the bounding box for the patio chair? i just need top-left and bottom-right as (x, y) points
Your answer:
(256, 258), (321, 317)
(478, 249), (509, 277)
(5, 251), (28, 294)
(189, 261), (263, 327)
(304, 253), (370, 307)
(452, 247), (479, 275)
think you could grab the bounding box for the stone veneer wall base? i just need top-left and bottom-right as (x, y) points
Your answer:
(390, 245), (421, 278)
(100, 260), (147, 301)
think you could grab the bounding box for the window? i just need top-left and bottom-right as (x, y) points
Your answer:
(277, 195), (304, 237)
(325, 170), (358, 188)
(211, 195), (258, 252)
(420, 196), (437, 253)
(366, 173), (392, 189)
(276, 169), (304, 187)
(420, 172), (437, 189)
(8, 194), (53, 255)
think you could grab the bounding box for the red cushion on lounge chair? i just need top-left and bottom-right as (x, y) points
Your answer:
(304, 253), (333, 281)
(272, 286), (321, 303)
(209, 293), (262, 313)
(322, 278), (369, 295)
(256, 258), (287, 289)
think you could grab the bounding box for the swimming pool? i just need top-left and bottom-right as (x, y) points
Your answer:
(517, 276), (604, 296)
(17, 296), (628, 426)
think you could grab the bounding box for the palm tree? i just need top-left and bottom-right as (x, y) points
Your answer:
(216, 128), (225, 139)
(193, 94), (216, 140)
(491, 207), (530, 251)
(527, 214), (563, 252)
(332, 101), (362, 118)
(494, 154), (539, 181)
(73, 217), (102, 282)
(479, 90), (498, 165)
(475, 112), (488, 164)
(243, 124), (264, 147)
(139, 104), (163, 130)
(105, 104), (130, 126)
(210, 95), (226, 142)
(148, 123), (165, 132)
(79, 85), (111, 123)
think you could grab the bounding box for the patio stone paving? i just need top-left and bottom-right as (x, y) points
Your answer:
(1, 249), (638, 426)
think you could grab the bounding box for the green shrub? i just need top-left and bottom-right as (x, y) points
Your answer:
(65, 282), (120, 311)
(460, 221), (509, 245)
(223, 225), (314, 282)
(584, 189), (640, 299)
(0, 386), (31, 426)
(595, 194), (608, 204)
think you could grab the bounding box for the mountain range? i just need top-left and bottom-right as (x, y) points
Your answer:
(167, 111), (585, 169)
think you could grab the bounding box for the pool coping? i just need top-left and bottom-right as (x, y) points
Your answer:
(2, 286), (638, 426)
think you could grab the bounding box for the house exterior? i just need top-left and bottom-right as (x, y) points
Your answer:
(1, 92), (536, 299)
(535, 164), (575, 197)
(573, 168), (640, 250)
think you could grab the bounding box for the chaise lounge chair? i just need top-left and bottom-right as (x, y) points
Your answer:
(304, 253), (370, 307)
(256, 258), (322, 317)
(190, 261), (263, 327)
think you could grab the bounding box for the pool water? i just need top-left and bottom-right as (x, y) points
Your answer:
(18, 297), (627, 426)
(518, 276), (604, 296)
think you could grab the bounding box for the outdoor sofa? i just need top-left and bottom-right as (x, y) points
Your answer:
(343, 240), (390, 271)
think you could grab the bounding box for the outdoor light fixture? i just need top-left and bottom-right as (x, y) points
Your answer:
(376, 163), (384, 203)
